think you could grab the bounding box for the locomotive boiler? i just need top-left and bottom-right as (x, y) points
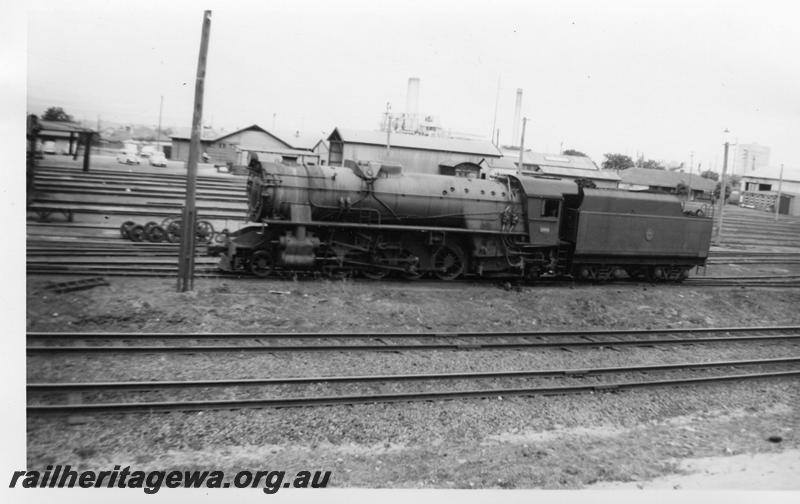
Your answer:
(218, 155), (713, 281)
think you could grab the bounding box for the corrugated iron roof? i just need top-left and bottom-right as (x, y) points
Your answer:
(170, 126), (225, 141)
(271, 130), (326, 151)
(239, 146), (321, 157)
(619, 167), (716, 191)
(171, 124), (325, 151)
(329, 128), (502, 157)
(525, 151), (599, 170)
(489, 152), (620, 181)
(538, 166), (621, 181)
(37, 119), (94, 133)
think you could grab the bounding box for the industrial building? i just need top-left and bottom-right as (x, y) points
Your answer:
(739, 166), (800, 216)
(491, 150), (621, 188)
(326, 128), (502, 177)
(618, 167), (716, 199)
(170, 125), (327, 166)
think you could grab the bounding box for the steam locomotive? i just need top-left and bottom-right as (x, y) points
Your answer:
(218, 155), (713, 282)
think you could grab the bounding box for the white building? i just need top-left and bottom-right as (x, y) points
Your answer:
(731, 143), (770, 176)
(739, 166), (800, 216)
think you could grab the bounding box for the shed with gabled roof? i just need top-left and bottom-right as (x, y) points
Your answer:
(619, 167), (716, 199)
(170, 124), (326, 166)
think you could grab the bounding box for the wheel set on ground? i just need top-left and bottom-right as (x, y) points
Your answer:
(120, 220), (166, 243)
(119, 218), (215, 244)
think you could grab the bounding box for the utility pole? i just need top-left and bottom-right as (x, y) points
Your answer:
(491, 75), (500, 146)
(775, 163), (784, 221)
(714, 140), (730, 245)
(385, 102), (392, 157)
(687, 151), (694, 200)
(177, 10), (212, 292)
(156, 95), (163, 153)
(517, 117), (528, 176)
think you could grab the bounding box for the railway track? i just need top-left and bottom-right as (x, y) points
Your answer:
(27, 357), (800, 415)
(27, 326), (800, 414)
(25, 257), (800, 286)
(27, 164), (800, 282)
(26, 326), (800, 353)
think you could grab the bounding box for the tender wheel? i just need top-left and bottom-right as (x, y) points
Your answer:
(146, 225), (166, 243)
(432, 244), (465, 281)
(120, 221), (136, 239)
(128, 225), (146, 242)
(249, 250), (273, 278)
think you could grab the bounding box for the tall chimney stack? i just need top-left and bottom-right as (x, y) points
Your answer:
(406, 77), (420, 133)
(512, 88), (523, 146)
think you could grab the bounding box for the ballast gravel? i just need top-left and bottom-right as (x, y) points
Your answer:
(25, 276), (800, 488)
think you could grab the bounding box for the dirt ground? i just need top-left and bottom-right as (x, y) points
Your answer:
(25, 274), (800, 489)
(25, 273), (800, 333)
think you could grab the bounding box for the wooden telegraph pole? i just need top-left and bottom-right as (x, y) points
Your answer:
(385, 102), (392, 158)
(177, 10), (212, 292)
(517, 117), (528, 175)
(774, 163), (784, 221)
(714, 140), (729, 244)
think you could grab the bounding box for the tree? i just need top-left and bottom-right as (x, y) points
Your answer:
(602, 153), (634, 171)
(700, 170), (719, 181)
(635, 156), (665, 170)
(42, 107), (73, 122)
(676, 181), (690, 197)
(562, 149), (588, 157)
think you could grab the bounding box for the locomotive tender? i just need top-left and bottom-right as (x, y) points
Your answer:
(218, 155), (712, 281)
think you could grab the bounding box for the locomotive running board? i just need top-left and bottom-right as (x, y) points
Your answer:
(243, 219), (528, 237)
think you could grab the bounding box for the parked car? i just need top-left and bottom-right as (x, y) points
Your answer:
(149, 152), (167, 167)
(116, 150), (141, 165)
(682, 199), (711, 217)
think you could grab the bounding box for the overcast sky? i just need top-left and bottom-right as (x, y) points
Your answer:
(25, 0), (800, 173)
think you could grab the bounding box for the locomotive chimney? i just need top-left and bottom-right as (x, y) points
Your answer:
(512, 88), (523, 147)
(406, 77), (420, 133)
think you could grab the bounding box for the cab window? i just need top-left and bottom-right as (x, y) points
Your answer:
(542, 199), (560, 218)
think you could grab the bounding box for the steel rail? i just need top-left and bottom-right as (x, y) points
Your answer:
(25, 334), (800, 353)
(26, 325), (800, 340)
(26, 356), (800, 392)
(26, 370), (800, 414)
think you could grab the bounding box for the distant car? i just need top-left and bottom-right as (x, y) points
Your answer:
(140, 146), (155, 158)
(682, 200), (711, 217)
(116, 151), (141, 165)
(149, 152), (167, 167)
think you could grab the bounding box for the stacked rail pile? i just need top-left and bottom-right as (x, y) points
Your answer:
(27, 165), (249, 276)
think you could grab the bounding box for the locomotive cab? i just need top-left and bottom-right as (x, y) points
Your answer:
(510, 175), (579, 247)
